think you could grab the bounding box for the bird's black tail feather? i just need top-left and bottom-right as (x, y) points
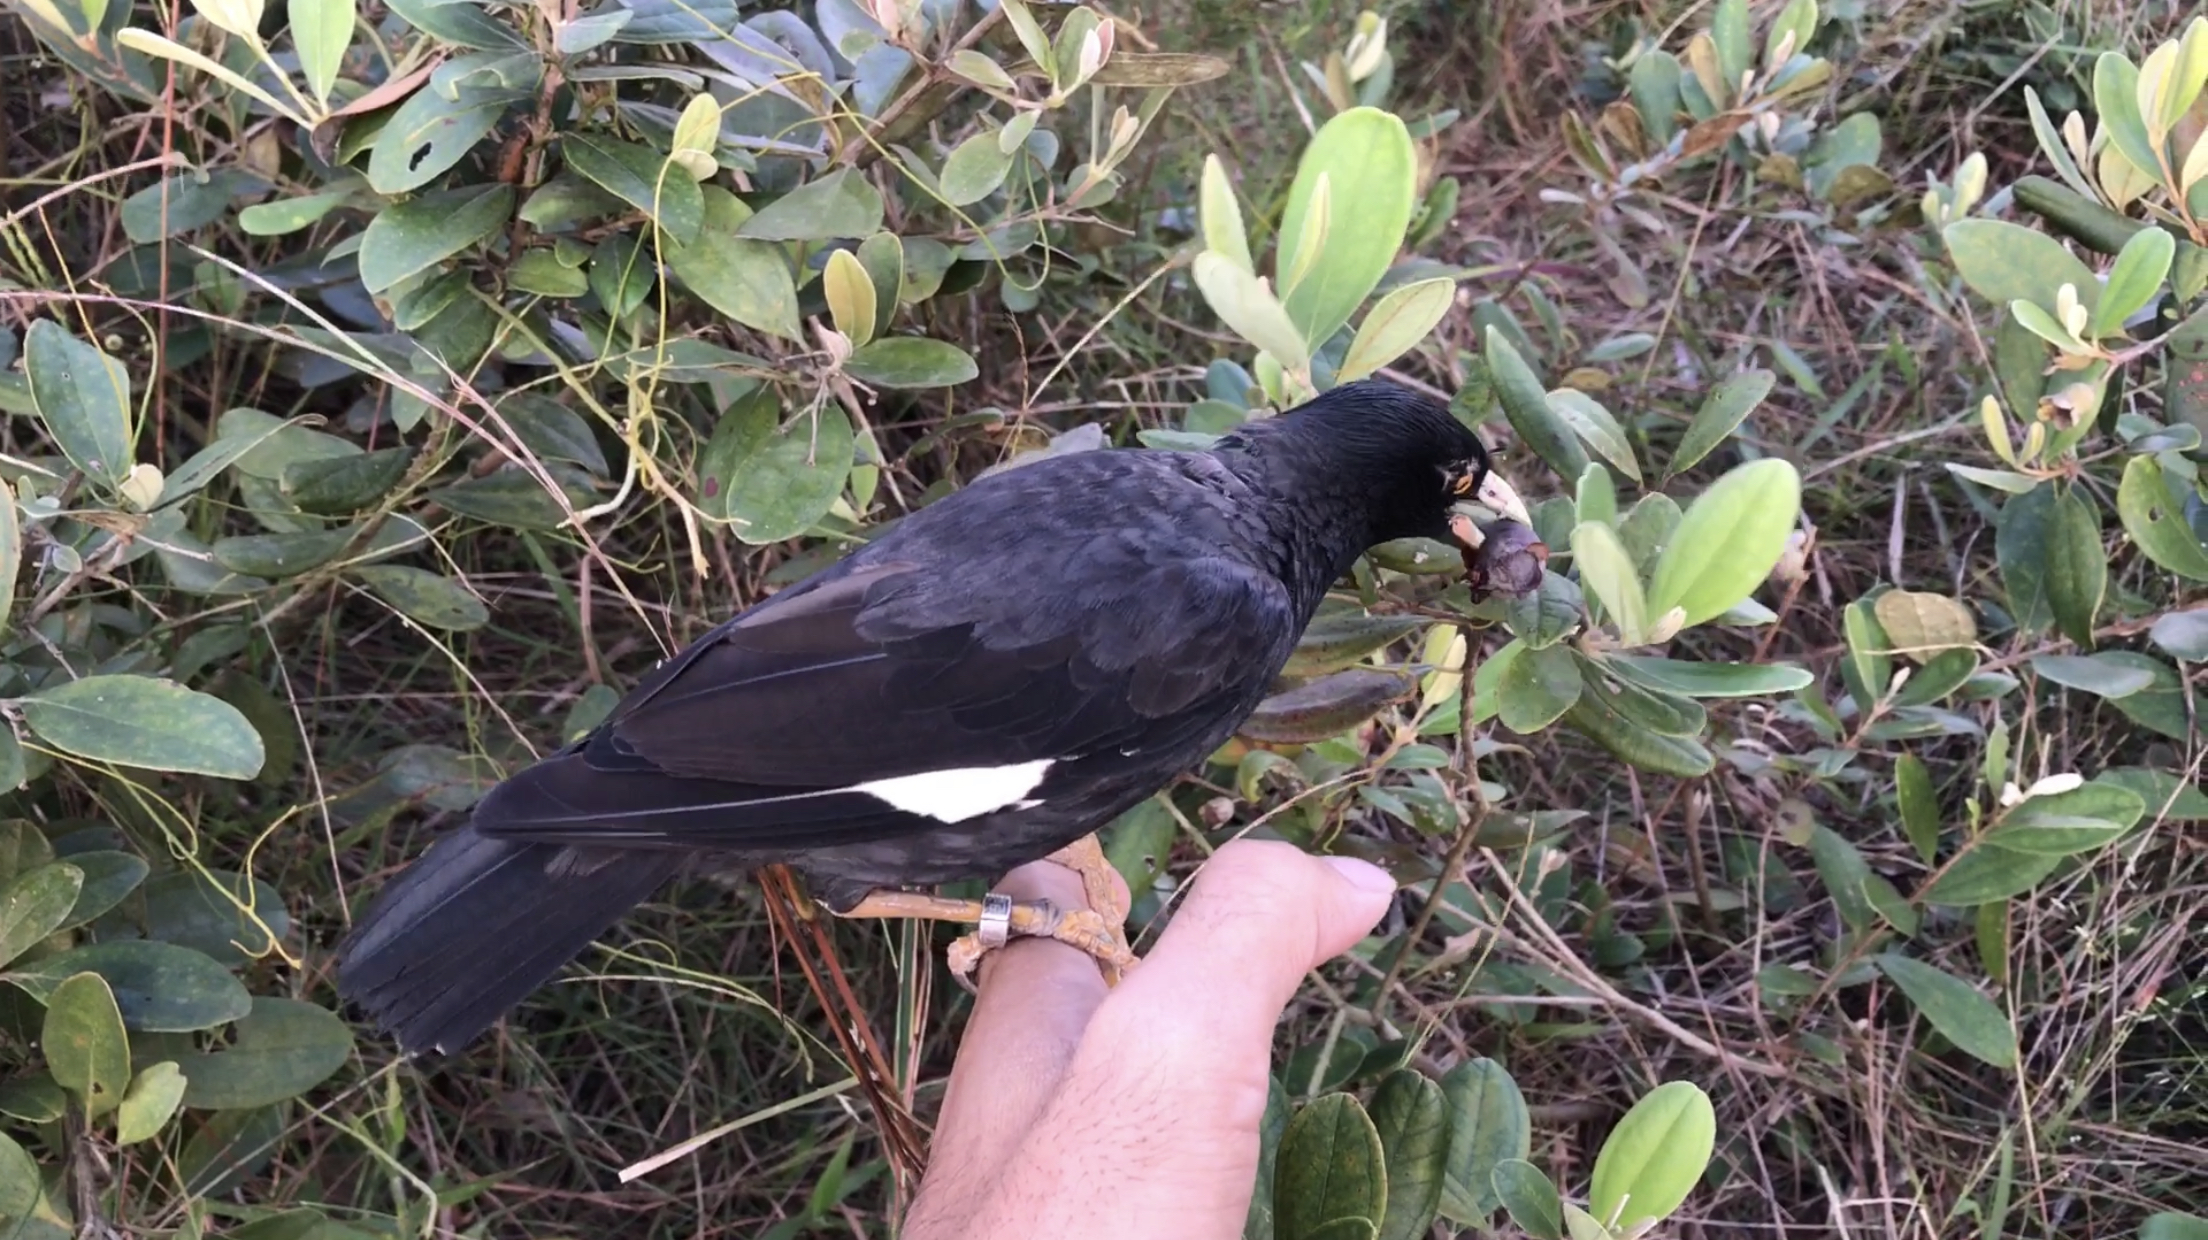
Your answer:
(334, 827), (682, 1055)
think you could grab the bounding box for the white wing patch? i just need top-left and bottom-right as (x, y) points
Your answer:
(852, 759), (1055, 824)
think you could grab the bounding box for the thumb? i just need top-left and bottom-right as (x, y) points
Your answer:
(1077, 834), (1386, 1085)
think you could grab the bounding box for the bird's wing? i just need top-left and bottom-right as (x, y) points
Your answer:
(472, 529), (1296, 852)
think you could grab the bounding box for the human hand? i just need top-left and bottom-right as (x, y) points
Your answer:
(902, 838), (1398, 1240)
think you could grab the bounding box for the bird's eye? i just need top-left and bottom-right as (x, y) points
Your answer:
(1446, 463), (1481, 495)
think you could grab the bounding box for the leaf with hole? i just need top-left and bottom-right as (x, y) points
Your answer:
(1646, 458), (1800, 627)
(24, 320), (133, 490)
(20, 675), (263, 779)
(1875, 953), (2017, 1067)
(177, 996), (353, 1110)
(367, 86), (526, 194)
(1436, 1057), (1530, 1226)
(357, 183), (512, 294)
(0, 862), (83, 971)
(1589, 1081), (1715, 1231)
(2116, 455), (2208, 581)
(697, 392), (855, 545)
(844, 338), (979, 389)
(1276, 107), (1416, 350)
(44, 972), (130, 1120)
(1274, 1093), (1386, 1240)
(1670, 368), (1773, 476)
(116, 1061), (186, 1144)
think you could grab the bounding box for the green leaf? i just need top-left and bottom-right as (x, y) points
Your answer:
(0, 479), (16, 636)
(24, 320), (133, 489)
(116, 1061), (187, 1144)
(1339, 278), (1454, 383)
(1485, 328), (1589, 480)
(1368, 1070), (1447, 1240)
(939, 130), (1016, 206)
(1498, 643), (1582, 734)
(2090, 226), (2175, 337)
(1489, 1160), (1563, 1240)
(1646, 458), (1801, 627)
(1548, 390), (1640, 483)
(698, 392), (854, 545)
(1874, 953), (2017, 1068)
(1606, 655), (1813, 697)
(2142, 1213), (2208, 1240)
(0, 863), (83, 971)
(383, 0), (526, 48)
(1669, 368), (1774, 476)
(510, 249), (589, 297)
(1242, 669), (1415, 744)
(1563, 685), (1714, 777)
(844, 338), (979, 389)
(429, 466), (595, 530)
(4, 941), (252, 1031)
(20, 675), (264, 779)
(371, 86), (528, 197)
(238, 188), (351, 236)
(1710, 0), (1750, 92)
(2031, 652), (2154, 698)
(667, 186), (801, 341)
(126, 868), (289, 966)
(1575, 460), (1617, 528)
(1807, 823), (1884, 933)
(44, 972), (130, 1120)
(288, 0), (353, 102)
(1922, 844), (2062, 906)
(1436, 1057), (1530, 1227)
(1277, 107), (1416, 350)
(1996, 484), (2059, 631)
(1628, 50), (1682, 143)
(177, 996), (353, 1110)
(1275, 1093), (1386, 1240)
(120, 170), (258, 243)
(2094, 51), (2164, 190)
(284, 446), (413, 513)
(1570, 522), (1648, 644)
(350, 565), (490, 630)
(357, 183), (513, 294)
(737, 167), (884, 242)
(2150, 608), (2208, 660)
(1589, 1081), (1716, 1231)
(2045, 487), (2105, 647)
(2116, 455), (2208, 581)
(53, 852), (147, 932)
(822, 249), (878, 347)
(1193, 252), (1310, 370)
(1285, 613), (1425, 678)
(561, 133), (703, 243)
(1896, 753), (1939, 865)
(1199, 154), (1253, 273)
(212, 529), (355, 578)
(1943, 217), (2100, 315)
(497, 391), (607, 475)
(1987, 782), (2143, 854)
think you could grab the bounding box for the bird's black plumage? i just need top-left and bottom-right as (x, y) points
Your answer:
(335, 380), (1495, 1053)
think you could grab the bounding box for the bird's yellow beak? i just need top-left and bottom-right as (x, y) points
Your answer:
(1454, 471), (1532, 529)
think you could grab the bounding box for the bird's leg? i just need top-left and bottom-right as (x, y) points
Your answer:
(1042, 835), (1132, 981)
(833, 885), (1136, 992)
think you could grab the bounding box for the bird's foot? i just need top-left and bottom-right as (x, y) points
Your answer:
(944, 900), (1136, 991)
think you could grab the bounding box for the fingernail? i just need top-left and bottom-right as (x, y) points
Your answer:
(1323, 855), (1398, 894)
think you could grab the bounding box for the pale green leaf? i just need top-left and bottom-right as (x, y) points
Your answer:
(20, 675), (264, 779)
(1200, 154), (1253, 274)
(116, 1062), (187, 1144)
(1589, 1081), (1716, 1230)
(289, 0), (354, 103)
(1571, 521), (1648, 644)
(1875, 953), (2018, 1068)
(1338, 278), (1453, 382)
(1646, 458), (1801, 627)
(1276, 107), (1415, 350)
(24, 320), (133, 489)
(1193, 252), (1311, 370)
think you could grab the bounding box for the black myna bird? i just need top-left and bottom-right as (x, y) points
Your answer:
(334, 379), (1530, 1055)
